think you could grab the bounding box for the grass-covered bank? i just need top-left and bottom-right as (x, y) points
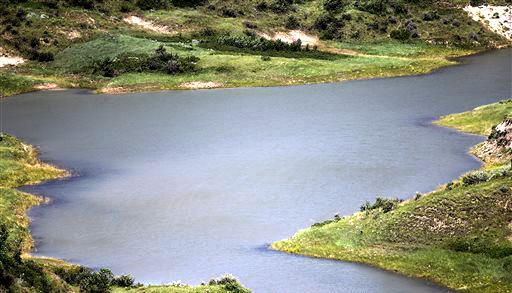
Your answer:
(0, 0), (510, 96)
(0, 133), (252, 292)
(272, 99), (512, 293)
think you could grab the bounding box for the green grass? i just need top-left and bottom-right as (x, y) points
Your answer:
(0, 73), (39, 96)
(53, 34), (169, 73)
(46, 33), (465, 93)
(272, 101), (512, 293)
(435, 99), (512, 135)
(0, 134), (66, 253)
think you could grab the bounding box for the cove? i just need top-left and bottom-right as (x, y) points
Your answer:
(3, 48), (511, 293)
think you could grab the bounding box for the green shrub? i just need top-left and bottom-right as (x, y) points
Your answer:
(390, 28), (411, 40)
(111, 274), (135, 287)
(172, 0), (206, 7)
(136, 0), (170, 10)
(215, 35), (304, 52)
(462, 170), (490, 185)
(92, 45), (200, 77)
(285, 15), (301, 29)
(79, 268), (113, 293)
(323, 0), (348, 11)
(360, 197), (401, 213)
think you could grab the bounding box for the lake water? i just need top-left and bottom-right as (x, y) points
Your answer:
(4, 48), (511, 293)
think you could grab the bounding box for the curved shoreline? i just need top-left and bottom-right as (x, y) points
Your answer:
(272, 101), (512, 293)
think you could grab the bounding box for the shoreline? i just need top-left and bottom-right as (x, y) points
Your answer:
(4, 45), (508, 98)
(272, 101), (512, 293)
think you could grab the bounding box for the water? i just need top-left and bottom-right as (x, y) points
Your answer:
(3, 48), (511, 293)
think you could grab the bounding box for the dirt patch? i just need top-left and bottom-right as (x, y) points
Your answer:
(260, 30), (319, 46)
(0, 48), (25, 67)
(464, 5), (512, 39)
(34, 83), (60, 90)
(508, 222), (512, 243)
(99, 87), (127, 94)
(123, 16), (173, 34)
(180, 81), (223, 89)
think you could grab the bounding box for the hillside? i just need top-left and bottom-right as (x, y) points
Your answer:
(273, 99), (512, 293)
(0, 0), (511, 95)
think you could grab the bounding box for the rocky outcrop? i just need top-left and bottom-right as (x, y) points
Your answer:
(464, 5), (512, 40)
(476, 116), (512, 162)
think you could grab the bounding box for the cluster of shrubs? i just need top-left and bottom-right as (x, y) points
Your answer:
(461, 166), (511, 186)
(53, 266), (136, 293)
(215, 35), (306, 52)
(256, 0), (300, 14)
(93, 45), (200, 77)
(360, 197), (402, 213)
(0, 6), (55, 62)
(207, 275), (252, 293)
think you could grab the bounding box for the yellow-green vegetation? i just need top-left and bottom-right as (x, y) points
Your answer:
(272, 100), (512, 293)
(0, 0), (510, 96)
(435, 99), (512, 135)
(0, 134), (66, 251)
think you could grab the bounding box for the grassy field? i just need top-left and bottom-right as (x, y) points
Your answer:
(272, 100), (512, 293)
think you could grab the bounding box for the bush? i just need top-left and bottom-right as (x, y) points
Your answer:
(360, 197), (401, 213)
(243, 21), (258, 29)
(209, 275), (251, 293)
(111, 275), (135, 287)
(269, 0), (293, 13)
(172, 0), (206, 7)
(93, 45), (199, 77)
(215, 35), (304, 52)
(285, 15), (301, 29)
(323, 0), (348, 12)
(357, 0), (387, 14)
(136, 0), (170, 10)
(462, 170), (489, 185)
(79, 269), (113, 293)
(390, 28), (411, 40)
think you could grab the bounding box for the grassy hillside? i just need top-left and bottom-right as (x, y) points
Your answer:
(0, 0), (510, 95)
(0, 134), (251, 293)
(272, 99), (512, 293)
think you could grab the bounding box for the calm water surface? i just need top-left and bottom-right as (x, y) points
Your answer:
(4, 49), (512, 293)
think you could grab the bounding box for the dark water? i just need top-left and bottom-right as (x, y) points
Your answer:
(3, 49), (511, 293)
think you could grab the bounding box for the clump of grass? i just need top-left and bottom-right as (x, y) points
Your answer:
(0, 73), (38, 96)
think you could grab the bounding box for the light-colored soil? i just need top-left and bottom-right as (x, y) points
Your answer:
(180, 81), (223, 89)
(259, 30), (319, 46)
(464, 5), (512, 39)
(0, 47), (25, 67)
(123, 16), (174, 34)
(34, 83), (60, 90)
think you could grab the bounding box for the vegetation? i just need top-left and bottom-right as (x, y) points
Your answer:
(272, 99), (512, 293)
(0, 133), (251, 292)
(435, 99), (512, 135)
(0, 0), (510, 95)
